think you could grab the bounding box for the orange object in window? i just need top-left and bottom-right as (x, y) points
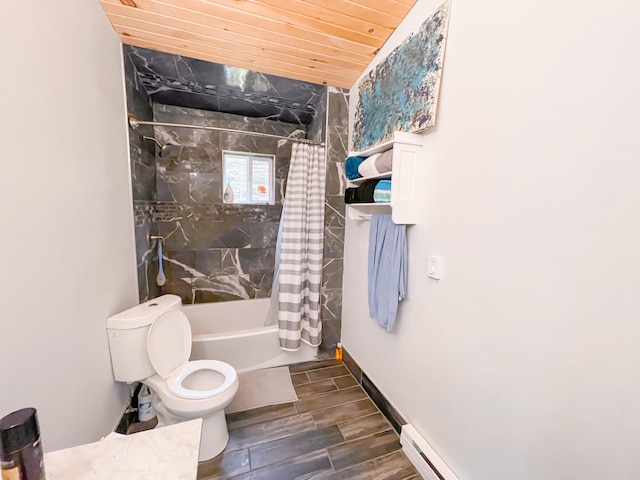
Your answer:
(257, 185), (267, 194)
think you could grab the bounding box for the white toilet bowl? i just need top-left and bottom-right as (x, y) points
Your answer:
(146, 309), (239, 460)
(106, 295), (239, 461)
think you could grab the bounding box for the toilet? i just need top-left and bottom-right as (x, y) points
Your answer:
(106, 294), (239, 461)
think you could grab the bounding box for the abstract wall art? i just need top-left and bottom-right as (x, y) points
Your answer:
(352, 1), (451, 151)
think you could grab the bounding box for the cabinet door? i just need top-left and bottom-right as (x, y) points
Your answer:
(391, 141), (421, 224)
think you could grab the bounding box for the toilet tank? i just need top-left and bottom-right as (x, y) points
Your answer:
(106, 295), (182, 383)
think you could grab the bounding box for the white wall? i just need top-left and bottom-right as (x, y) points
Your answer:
(0, 1), (138, 451)
(343, 1), (640, 479)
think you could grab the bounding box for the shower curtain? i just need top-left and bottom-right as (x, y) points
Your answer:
(277, 143), (326, 351)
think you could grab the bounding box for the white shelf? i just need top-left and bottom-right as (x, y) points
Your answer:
(347, 202), (391, 221)
(346, 132), (424, 224)
(349, 172), (392, 185)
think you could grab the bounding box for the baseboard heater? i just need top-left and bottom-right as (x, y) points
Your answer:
(400, 424), (460, 480)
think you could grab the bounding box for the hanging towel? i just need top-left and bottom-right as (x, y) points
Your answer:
(345, 156), (366, 180)
(373, 180), (391, 203)
(368, 214), (407, 331)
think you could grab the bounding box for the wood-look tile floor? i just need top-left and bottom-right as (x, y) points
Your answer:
(198, 359), (420, 480)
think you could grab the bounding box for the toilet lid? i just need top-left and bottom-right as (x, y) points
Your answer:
(147, 310), (192, 378)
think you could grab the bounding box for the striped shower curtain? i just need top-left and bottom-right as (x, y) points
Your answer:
(278, 143), (326, 351)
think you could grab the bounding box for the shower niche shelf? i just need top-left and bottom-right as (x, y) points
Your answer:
(347, 131), (425, 224)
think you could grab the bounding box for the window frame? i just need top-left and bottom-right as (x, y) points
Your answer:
(222, 150), (276, 205)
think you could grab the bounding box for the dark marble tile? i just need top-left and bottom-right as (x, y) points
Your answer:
(296, 386), (367, 414)
(316, 348), (337, 361)
(249, 425), (344, 470)
(361, 373), (407, 434)
(294, 379), (338, 399)
(318, 318), (341, 360)
(288, 359), (340, 374)
(211, 223), (253, 249)
(306, 365), (349, 382)
(249, 272), (274, 298)
(162, 249), (196, 280)
(136, 264), (150, 302)
(308, 87), (326, 144)
(192, 275), (253, 303)
(324, 196), (345, 228)
(323, 226), (345, 259)
(157, 171), (190, 203)
(230, 450), (332, 480)
(225, 403), (297, 431)
(127, 46), (324, 126)
(333, 375), (358, 389)
(314, 450), (418, 480)
(320, 291), (342, 322)
(226, 412), (315, 451)
(250, 222), (280, 249)
(132, 159), (157, 201)
(160, 277), (193, 304)
(325, 161), (347, 197)
(220, 249), (241, 274)
(342, 349), (362, 383)
(310, 398), (379, 429)
(291, 373), (309, 387)
(321, 259), (343, 290)
(327, 429), (402, 472)
(238, 248), (275, 275)
(157, 220), (191, 252)
(195, 249), (224, 277)
(190, 172), (222, 204)
(198, 449), (250, 480)
(337, 413), (392, 441)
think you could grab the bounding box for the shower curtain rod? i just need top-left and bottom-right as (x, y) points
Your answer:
(128, 116), (324, 146)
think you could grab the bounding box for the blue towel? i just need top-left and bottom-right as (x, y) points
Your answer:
(368, 214), (407, 331)
(345, 156), (366, 180)
(373, 180), (391, 203)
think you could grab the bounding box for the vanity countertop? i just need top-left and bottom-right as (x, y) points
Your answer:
(44, 419), (202, 479)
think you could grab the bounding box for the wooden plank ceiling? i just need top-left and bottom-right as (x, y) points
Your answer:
(100, 0), (417, 88)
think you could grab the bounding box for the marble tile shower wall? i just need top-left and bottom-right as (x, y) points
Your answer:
(146, 104), (302, 304)
(124, 54), (347, 357)
(124, 47), (162, 301)
(319, 87), (349, 357)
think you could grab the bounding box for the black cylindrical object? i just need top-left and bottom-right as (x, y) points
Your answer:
(0, 408), (46, 480)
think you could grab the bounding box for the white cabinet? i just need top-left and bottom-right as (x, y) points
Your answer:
(347, 131), (424, 224)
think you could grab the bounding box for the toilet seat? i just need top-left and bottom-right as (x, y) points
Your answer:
(167, 360), (237, 400)
(147, 310), (237, 400)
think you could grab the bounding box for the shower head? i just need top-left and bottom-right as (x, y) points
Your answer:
(142, 135), (179, 158)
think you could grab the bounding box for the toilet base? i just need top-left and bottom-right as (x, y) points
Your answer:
(199, 410), (229, 461)
(152, 397), (230, 461)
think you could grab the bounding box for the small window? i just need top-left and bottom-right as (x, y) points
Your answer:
(222, 151), (275, 205)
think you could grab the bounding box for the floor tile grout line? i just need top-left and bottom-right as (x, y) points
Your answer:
(226, 422), (318, 453)
(294, 363), (345, 376)
(325, 447), (337, 474)
(229, 446), (337, 479)
(294, 393), (374, 415)
(326, 426), (396, 452)
(335, 411), (392, 438)
(327, 438), (408, 475)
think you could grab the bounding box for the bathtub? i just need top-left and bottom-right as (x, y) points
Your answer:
(185, 298), (317, 372)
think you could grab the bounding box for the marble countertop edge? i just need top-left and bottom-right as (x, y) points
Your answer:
(44, 419), (202, 480)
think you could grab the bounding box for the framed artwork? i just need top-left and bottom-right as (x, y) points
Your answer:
(353, 1), (451, 151)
